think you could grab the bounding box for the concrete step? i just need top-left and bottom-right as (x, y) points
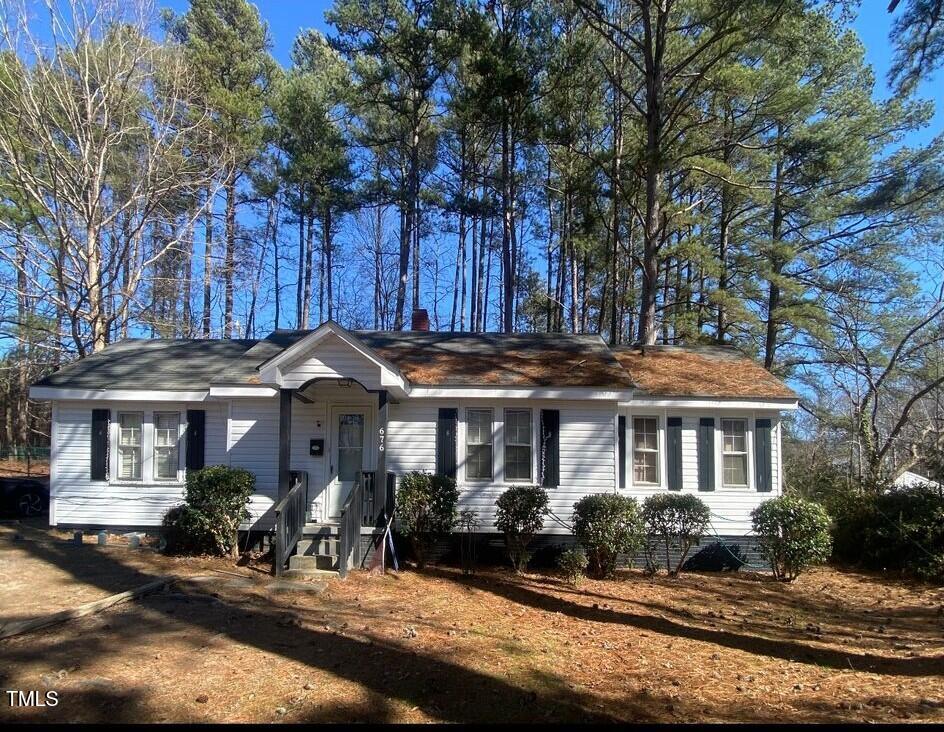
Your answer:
(302, 523), (340, 537)
(297, 537), (340, 556)
(282, 568), (339, 580)
(289, 553), (339, 572)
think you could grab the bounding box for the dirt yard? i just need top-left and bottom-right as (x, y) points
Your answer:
(1, 523), (943, 723)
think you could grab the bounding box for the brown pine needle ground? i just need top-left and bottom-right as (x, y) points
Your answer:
(1, 522), (943, 723)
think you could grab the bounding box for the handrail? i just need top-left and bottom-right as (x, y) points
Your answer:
(338, 471), (365, 578)
(272, 471), (308, 577)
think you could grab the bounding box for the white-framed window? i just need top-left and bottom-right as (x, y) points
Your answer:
(466, 408), (493, 480)
(632, 416), (660, 485)
(504, 408), (532, 482)
(153, 412), (181, 480)
(722, 418), (749, 487)
(117, 412), (143, 481)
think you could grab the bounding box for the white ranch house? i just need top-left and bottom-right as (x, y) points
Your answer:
(30, 314), (798, 575)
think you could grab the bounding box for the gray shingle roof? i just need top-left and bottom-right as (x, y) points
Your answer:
(33, 339), (259, 390)
(31, 328), (796, 399)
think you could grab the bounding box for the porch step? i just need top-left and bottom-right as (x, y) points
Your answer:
(282, 567), (340, 580)
(289, 553), (339, 573)
(297, 536), (340, 557)
(302, 523), (340, 537)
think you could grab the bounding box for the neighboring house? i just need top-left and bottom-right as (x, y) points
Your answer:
(893, 470), (943, 491)
(30, 313), (798, 574)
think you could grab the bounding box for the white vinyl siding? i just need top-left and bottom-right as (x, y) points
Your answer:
(388, 399), (614, 533)
(621, 407), (782, 534)
(49, 401), (226, 528)
(279, 333), (384, 390)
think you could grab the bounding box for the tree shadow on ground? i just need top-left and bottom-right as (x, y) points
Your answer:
(418, 566), (944, 677)
(2, 537), (626, 723)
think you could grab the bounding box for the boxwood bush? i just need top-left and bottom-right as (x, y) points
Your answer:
(396, 471), (459, 568)
(162, 465), (255, 557)
(572, 493), (644, 578)
(751, 495), (831, 581)
(642, 493), (711, 575)
(495, 485), (549, 572)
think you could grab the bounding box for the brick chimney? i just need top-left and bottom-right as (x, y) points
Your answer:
(411, 308), (430, 331)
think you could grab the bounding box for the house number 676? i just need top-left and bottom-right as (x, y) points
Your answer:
(378, 426), (385, 452)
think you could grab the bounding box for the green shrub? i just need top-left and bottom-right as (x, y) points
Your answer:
(751, 495), (832, 581)
(831, 483), (944, 581)
(572, 493), (644, 578)
(642, 493), (711, 575)
(557, 546), (588, 586)
(396, 471), (459, 568)
(162, 465), (255, 556)
(495, 485), (549, 572)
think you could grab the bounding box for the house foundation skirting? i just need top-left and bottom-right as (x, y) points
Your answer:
(359, 532), (770, 572)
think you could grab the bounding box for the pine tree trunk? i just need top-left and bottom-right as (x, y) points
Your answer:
(202, 185), (213, 338)
(223, 172), (237, 339)
(325, 208), (334, 322)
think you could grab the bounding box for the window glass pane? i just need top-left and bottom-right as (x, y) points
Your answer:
(632, 417), (659, 484)
(467, 409), (492, 445)
(723, 419), (746, 453)
(337, 414), (364, 481)
(466, 410), (493, 479)
(467, 444), (492, 480)
(117, 413), (142, 480)
(634, 451), (657, 484)
(722, 419), (748, 486)
(504, 410), (531, 481)
(154, 412), (179, 479)
(724, 454), (748, 486)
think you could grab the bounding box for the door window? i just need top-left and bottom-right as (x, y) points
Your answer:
(337, 413), (365, 481)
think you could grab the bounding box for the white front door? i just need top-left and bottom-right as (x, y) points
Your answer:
(327, 408), (367, 519)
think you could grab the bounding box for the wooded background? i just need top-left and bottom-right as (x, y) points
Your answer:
(0, 0), (942, 487)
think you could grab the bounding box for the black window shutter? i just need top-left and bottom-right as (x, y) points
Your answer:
(540, 409), (560, 488)
(436, 408), (458, 479)
(755, 418), (773, 492)
(186, 409), (206, 471)
(667, 417), (683, 491)
(91, 409), (109, 481)
(618, 415), (626, 489)
(697, 417), (715, 492)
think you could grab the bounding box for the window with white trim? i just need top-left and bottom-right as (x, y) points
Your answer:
(504, 409), (532, 481)
(117, 412), (143, 480)
(154, 412), (181, 480)
(722, 418), (749, 487)
(466, 409), (493, 480)
(632, 416), (659, 485)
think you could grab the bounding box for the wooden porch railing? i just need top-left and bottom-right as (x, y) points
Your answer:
(338, 471), (397, 578)
(359, 471), (396, 528)
(272, 471), (308, 577)
(338, 471), (365, 579)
